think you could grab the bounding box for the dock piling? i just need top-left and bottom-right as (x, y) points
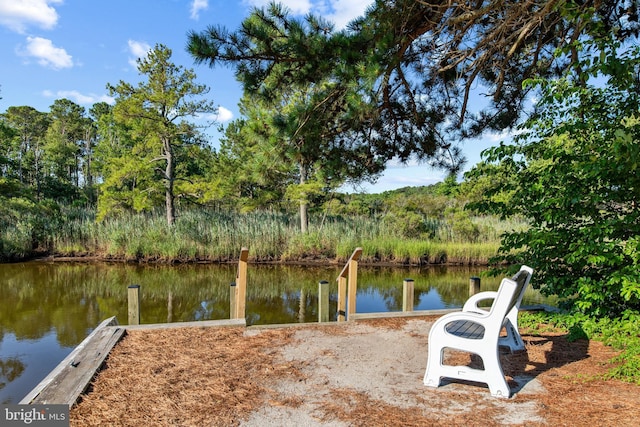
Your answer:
(337, 247), (362, 321)
(402, 279), (414, 312)
(128, 284), (140, 325)
(469, 276), (481, 296)
(318, 280), (329, 323)
(234, 248), (249, 319)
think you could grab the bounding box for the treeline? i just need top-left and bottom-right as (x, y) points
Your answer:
(1, 100), (100, 204)
(0, 163), (517, 263)
(1, 43), (515, 263)
(1, 45), (219, 227)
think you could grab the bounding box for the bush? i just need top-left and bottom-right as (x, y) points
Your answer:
(467, 42), (640, 318)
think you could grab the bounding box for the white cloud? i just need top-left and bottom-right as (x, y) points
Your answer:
(385, 173), (443, 187)
(0, 0), (62, 33)
(484, 127), (526, 143)
(43, 89), (114, 105)
(20, 36), (73, 69)
(323, 0), (371, 29)
(486, 130), (511, 143)
(215, 106), (233, 123)
(127, 39), (151, 68)
(196, 106), (234, 123)
(244, 0), (311, 15)
(190, 0), (208, 20)
(243, 0), (370, 30)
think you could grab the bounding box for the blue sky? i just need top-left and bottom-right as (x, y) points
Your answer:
(0, 0), (500, 193)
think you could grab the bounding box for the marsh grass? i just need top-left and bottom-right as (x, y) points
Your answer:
(0, 227), (32, 260)
(37, 207), (518, 264)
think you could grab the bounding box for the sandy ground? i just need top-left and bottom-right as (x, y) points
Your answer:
(70, 317), (640, 426)
(241, 319), (545, 426)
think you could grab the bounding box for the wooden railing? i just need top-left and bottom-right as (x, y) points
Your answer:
(336, 247), (362, 321)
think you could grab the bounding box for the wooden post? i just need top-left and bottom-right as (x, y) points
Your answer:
(128, 284), (140, 325)
(318, 280), (329, 323)
(235, 247), (249, 319)
(470, 276), (481, 296)
(403, 278), (414, 312)
(337, 276), (347, 322)
(229, 282), (237, 319)
(347, 256), (359, 319)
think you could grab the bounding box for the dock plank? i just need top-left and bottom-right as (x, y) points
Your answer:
(20, 316), (126, 407)
(123, 318), (246, 330)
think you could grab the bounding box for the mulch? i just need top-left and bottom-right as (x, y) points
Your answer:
(69, 317), (640, 426)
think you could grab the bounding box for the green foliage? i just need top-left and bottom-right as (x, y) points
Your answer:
(0, 179), (62, 260)
(189, 0), (638, 176)
(381, 210), (433, 239)
(104, 44), (217, 226)
(210, 115), (295, 211)
(43, 99), (87, 188)
(1, 106), (50, 193)
(435, 174), (460, 196)
(448, 211), (480, 243)
(27, 200), (502, 264)
(466, 40), (640, 318)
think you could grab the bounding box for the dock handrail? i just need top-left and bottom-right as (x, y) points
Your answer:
(336, 247), (362, 321)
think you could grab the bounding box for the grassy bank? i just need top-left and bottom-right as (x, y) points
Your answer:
(3, 206), (519, 264)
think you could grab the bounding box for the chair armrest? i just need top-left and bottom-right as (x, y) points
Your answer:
(463, 291), (498, 313)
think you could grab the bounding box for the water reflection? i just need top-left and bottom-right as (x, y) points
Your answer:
(0, 261), (554, 403)
(0, 358), (24, 390)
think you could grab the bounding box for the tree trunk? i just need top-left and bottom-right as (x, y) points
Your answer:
(164, 138), (176, 226)
(84, 127), (93, 199)
(300, 202), (308, 233)
(34, 143), (42, 200)
(299, 162), (309, 233)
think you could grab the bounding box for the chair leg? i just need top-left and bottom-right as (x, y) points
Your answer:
(501, 313), (525, 352)
(482, 352), (510, 398)
(423, 361), (438, 387)
(423, 345), (443, 388)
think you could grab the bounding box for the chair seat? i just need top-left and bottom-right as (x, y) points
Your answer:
(445, 320), (485, 339)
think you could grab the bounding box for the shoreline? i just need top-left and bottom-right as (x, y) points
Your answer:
(19, 253), (492, 268)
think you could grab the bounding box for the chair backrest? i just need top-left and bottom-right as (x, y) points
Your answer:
(506, 267), (532, 314)
(484, 277), (519, 330)
(472, 265), (533, 332)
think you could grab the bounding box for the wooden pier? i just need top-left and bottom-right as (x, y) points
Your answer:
(20, 317), (125, 406)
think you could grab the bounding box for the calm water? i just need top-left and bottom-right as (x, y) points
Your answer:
(0, 261), (553, 404)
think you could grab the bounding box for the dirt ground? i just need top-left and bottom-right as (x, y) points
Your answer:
(70, 316), (640, 426)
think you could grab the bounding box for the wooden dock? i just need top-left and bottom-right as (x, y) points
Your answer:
(20, 316), (125, 406)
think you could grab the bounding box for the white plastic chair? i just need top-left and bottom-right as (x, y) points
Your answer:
(423, 266), (533, 398)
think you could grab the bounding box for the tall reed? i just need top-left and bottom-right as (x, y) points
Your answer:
(38, 206), (515, 264)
